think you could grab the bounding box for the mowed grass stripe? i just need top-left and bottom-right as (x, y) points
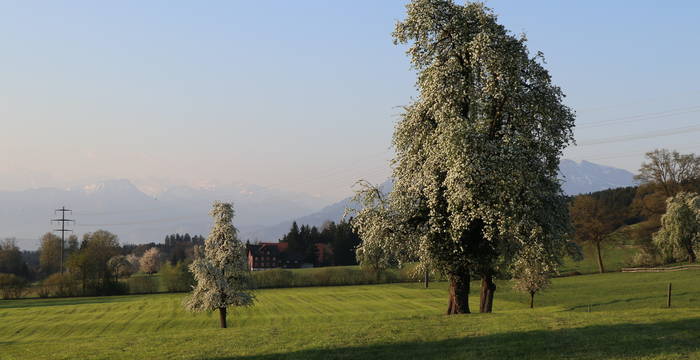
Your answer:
(1, 271), (700, 359)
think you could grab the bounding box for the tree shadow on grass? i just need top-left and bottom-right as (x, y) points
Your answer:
(0, 296), (132, 309)
(218, 318), (700, 360)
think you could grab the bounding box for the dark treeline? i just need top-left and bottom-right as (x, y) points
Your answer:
(278, 220), (361, 266)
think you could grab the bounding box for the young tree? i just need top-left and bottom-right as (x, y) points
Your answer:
(349, 0), (574, 314)
(184, 202), (255, 328)
(653, 192), (700, 263)
(140, 248), (161, 275)
(512, 246), (552, 309)
(570, 195), (623, 273)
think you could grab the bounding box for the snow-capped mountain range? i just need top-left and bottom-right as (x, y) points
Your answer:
(1, 160), (635, 250)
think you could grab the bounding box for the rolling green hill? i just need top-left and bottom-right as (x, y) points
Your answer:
(2, 270), (699, 359)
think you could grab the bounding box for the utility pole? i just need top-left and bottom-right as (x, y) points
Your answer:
(52, 207), (75, 274)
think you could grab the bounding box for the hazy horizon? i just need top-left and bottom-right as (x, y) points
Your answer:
(2, 1), (699, 201)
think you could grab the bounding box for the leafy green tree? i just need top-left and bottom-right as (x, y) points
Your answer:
(66, 234), (79, 257)
(185, 202), (255, 328)
(160, 261), (194, 292)
(0, 239), (29, 278)
(350, 0), (574, 314)
(653, 192), (700, 263)
(67, 230), (121, 295)
(39, 233), (62, 275)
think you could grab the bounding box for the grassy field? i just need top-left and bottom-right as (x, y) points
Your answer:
(2, 269), (699, 360)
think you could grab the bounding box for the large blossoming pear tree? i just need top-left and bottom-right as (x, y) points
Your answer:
(184, 202), (255, 328)
(352, 0), (574, 315)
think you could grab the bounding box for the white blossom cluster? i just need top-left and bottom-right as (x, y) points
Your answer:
(654, 192), (700, 262)
(351, 0), (575, 282)
(184, 202), (255, 312)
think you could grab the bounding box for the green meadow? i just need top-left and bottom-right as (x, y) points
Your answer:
(2, 269), (699, 360)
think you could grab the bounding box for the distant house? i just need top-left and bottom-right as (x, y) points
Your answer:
(246, 242), (285, 271)
(246, 242), (333, 271)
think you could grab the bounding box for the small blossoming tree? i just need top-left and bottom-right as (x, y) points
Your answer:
(139, 247), (161, 275)
(512, 245), (552, 309)
(184, 202), (254, 328)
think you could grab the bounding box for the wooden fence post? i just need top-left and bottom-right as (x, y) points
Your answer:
(667, 282), (672, 308)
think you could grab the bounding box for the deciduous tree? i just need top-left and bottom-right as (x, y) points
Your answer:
(653, 192), (700, 263)
(184, 202), (255, 328)
(349, 0), (574, 315)
(636, 149), (700, 197)
(108, 255), (134, 279)
(570, 195), (622, 273)
(0, 239), (29, 278)
(139, 248), (161, 275)
(512, 245), (551, 309)
(39, 233), (62, 275)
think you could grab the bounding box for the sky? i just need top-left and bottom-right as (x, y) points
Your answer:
(1, 1), (699, 201)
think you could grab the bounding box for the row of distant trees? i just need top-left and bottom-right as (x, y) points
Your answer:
(0, 232), (204, 299)
(0, 218), (364, 299)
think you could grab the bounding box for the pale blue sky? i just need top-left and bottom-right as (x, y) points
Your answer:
(1, 1), (699, 200)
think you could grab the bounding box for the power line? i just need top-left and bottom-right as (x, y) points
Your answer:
(577, 125), (700, 146)
(577, 105), (700, 129)
(52, 206), (74, 274)
(578, 144), (700, 162)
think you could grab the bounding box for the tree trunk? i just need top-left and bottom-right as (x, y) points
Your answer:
(529, 291), (535, 309)
(687, 246), (696, 263)
(424, 268), (429, 289)
(446, 269), (470, 315)
(479, 274), (496, 313)
(219, 307), (227, 328)
(595, 241), (605, 273)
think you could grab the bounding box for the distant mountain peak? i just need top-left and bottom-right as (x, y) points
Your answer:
(242, 160), (638, 242)
(558, 159), (637, 195)
(82, 179), (141, 195)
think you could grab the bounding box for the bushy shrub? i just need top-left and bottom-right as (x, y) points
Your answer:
(0, 273), (28, 299)
(128, 275), (158, 294)
(629, 250), (664, 268)
(160, 262), (194, 292)
(252, 269), (296, 288)
(40, 273), (80, 297)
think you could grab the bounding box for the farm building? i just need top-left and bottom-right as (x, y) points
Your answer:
(246, 242), (333, 270)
